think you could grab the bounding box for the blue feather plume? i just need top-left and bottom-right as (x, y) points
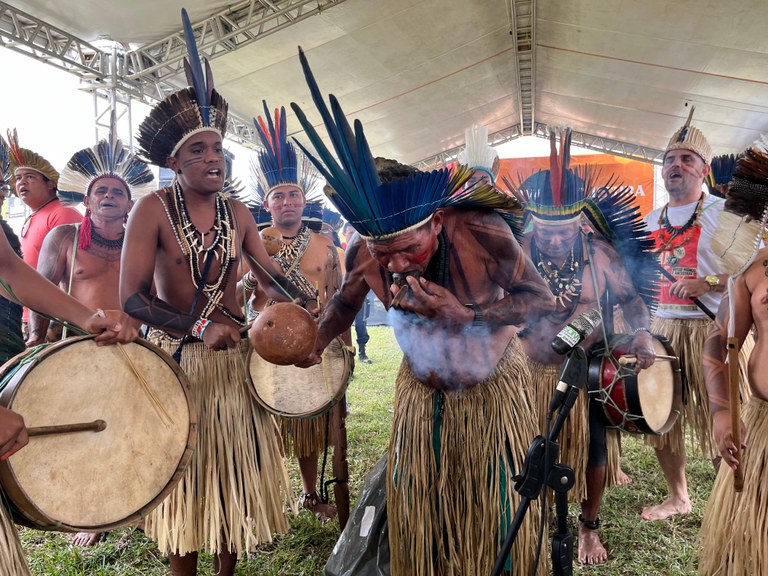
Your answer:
(181, 8), (210, 126)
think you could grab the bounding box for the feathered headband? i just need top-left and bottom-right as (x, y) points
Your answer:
(137, 8), (228, 167)
(322, 207), (343, 232)
(290, 48), (521, 240)
(665, 105), (712, 165)
(707, 154), (738, 195)
(252, 101), (319, 200)
(458, 124), (499, 182)
(6, 129), (59, 189)
(509, 128), (587, 221)
(59, 129), (155, 202)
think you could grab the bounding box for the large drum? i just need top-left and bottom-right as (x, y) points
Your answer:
(248, 336), (351, 419)
(0, 336), (196, 532)
(587, 334), (682, 435)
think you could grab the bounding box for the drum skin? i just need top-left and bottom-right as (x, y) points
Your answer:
(0, 336), (196, 532)
(588, 334), (682, 435)
(248, 336), (350, 419)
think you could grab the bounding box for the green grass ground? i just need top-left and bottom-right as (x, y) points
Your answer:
(20, 326), (713, 575)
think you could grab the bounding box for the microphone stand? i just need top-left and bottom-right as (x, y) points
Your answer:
(491, 346), (588, 576)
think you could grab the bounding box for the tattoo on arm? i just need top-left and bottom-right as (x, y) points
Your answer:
(124, 291), (196, 334)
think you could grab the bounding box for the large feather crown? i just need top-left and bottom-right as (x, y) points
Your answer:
(137, 8), (228, 167)
(60, 122), (154, 202)
(252, 101), (319, 200)
(6, 129), (59, 188)
(290, 47), (520, 240)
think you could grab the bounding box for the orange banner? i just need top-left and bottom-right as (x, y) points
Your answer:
(498, 154), (656, 217)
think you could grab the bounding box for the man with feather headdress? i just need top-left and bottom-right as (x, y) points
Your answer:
(291, 47), (556, 575)
(508, 128), (659, 565)
(241, 101), (347, 524)
(24, 128), (154, 547)
(6, 130), (81, 334)
(119, 10), (317, 576)
(641, 107), (751, 522)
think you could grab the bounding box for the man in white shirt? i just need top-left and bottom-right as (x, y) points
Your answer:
(641, 108), (748, 521)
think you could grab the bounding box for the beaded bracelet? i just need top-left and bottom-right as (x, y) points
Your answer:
(632, 326), (651, 335)
(242, 272), (258, 291)
(191, 318), (211, 340)
(465, 303), (485, 327)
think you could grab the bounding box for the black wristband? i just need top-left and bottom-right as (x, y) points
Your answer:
(465, 303), (485, 327)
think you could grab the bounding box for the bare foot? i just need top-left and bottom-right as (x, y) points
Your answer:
(72, 532), (103, 547)
(578, 523), (608, 565)
(616, 468), (633, 486)
(641, 497), (691, 521)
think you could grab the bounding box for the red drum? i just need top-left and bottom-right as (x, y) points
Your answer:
(0, 336), (196, 532)
(587, 334), (682, 435)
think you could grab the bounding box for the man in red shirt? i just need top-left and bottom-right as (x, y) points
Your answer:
(6, 132), (80, 332)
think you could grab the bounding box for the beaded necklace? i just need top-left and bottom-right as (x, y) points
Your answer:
(655, 194), (705, 252)
(268, 224), (318, 305)
(90, 228), (124, 250)
(531, 233), (585, 310)
(156, 182), (237, 319)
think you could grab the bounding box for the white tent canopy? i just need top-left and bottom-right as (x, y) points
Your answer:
(3, 0), (767, 166)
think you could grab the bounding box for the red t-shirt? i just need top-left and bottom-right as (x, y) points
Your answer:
(20, 199), (81, 321)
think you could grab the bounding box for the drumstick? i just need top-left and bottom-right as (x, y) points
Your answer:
(116, 343), (174, 426)
(28, 419), (107, 437)
(727, 337), (744, 492)
(618, 354), (676, 365)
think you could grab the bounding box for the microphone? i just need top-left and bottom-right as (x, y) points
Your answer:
(551, 308), (602, 355)
(547, 346), (588, 416)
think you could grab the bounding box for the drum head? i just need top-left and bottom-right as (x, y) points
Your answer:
(248, 337), (349, 418)
(0, 338), (194, 530)
(637, 337), (677, 433)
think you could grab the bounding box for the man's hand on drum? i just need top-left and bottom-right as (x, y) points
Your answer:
(712, 410), (746, 470)
(628, 330), (656, 372)
(669, 277), (710, 300)
(295, 346), (324, 368)
(84, 310), (139, 345)
(0, 406), (29, 461)
(202, 322), (241, 351)
(393, 276), (472, 325)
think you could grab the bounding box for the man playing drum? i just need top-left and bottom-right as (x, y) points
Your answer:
(699, 147), (768, 575)
(25, 132), (154, 546)
(243, 101), (346, 524)
(508, 128), (659, 565)
(0, 215), (136, 576)
(291, 48), (556, 575)
(120, 11), (318, 576)
(642, 108), (751, 521)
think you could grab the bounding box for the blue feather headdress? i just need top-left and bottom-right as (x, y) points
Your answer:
(137, 8), (228, 167)
(59, 119), (154, 202)
(252, 101), (319, 200)
(290, 47), (521, 240)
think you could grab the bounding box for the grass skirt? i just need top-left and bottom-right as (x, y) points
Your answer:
(387, 337), (545, 576)
(278, 407), (337, 459)
(0, 500), (30, 576)
(698, 396), (768, 575)
(527, 359), (621, 503)
(145, 338), (291, 556)
(645, 318), (751, 457)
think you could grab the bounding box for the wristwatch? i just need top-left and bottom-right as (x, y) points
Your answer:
(704, 275), (720, 291)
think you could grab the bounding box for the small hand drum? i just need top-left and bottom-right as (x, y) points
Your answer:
(587, 334), (682, 435)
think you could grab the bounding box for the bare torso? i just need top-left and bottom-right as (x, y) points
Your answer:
(742, 255), (768, 401)
(339, 210), (548, 389)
